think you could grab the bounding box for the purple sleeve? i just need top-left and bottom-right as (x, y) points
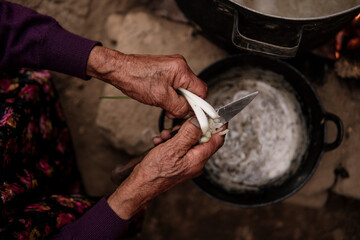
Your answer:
(52, 197), (130, 240)
(0, 0), (101, 79)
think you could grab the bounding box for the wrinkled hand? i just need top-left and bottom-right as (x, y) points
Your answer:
(86, 46), (207, 118)
(107, 118), (226, 220)
(336, 13), (360, 58)
(152, 125), (181, 145)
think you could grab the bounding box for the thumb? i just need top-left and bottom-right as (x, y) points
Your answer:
(164, 117), (202, 151)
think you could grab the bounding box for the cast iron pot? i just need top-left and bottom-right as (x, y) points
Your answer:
(159, 54), (343, 207)
(175, 0), (360, 58)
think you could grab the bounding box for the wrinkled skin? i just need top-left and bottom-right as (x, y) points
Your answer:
(87, 46), (207, 119)
(86, 46), (225, 220)
(107, 119), (226, 219)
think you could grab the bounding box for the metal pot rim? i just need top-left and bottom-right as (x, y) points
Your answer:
(226, 0), (360, 21)
(191, 53), (342, 207)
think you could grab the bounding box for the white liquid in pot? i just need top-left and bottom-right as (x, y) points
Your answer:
(205, 67), (308, 192)
(232, 0), (360, 18)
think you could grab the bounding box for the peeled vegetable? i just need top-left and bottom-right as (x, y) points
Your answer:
(178, 88), (227, 143)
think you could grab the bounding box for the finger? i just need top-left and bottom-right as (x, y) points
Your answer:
(165, 111), (176, 119)
(176, 74), (208, 100)
(170, 55), (207, 99)
(160, 129), (172, 140)
(184, 75), (208, 99)
(180, 132), (226, 177)
(153, 128), (175, 145)
(161, 117), (202, 157)
(165, 91), (191, 118)
(187, 124), (227, 162)
(153, 137), (163, 145)
(186, 130), (226, 167)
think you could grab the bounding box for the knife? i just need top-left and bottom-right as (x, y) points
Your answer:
(217, 91), (258, 124)
(111, 91), (258, 184)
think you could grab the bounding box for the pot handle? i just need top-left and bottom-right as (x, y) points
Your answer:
(232, 11), (303, 58)
(323, 112), (344, 152)
(160, 110), (344, 152)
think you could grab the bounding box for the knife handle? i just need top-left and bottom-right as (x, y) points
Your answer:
(111, 129), (179, 184)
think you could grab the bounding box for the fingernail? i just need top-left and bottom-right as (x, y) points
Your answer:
(189, 117), (200, 128)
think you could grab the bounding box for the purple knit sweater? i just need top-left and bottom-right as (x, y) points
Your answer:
(0, 1), (129, 239)
(0, 0), (96, 79)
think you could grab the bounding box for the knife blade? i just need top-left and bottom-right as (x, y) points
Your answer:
(217, 91), (258, 124)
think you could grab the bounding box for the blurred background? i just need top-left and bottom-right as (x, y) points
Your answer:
(9, 0), (360, 239)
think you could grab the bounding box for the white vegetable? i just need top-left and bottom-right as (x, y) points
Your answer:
(186, 97), (209, 134)
(179, 88), (220, 119)
(179, 88), (228, 143)
(200, 136), (210, 143)
(219, 129), (229, 136)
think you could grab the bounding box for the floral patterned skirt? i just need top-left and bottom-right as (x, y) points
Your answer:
(0, 69), (95, 239)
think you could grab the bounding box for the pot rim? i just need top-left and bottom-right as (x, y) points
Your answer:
(227, 0), (360, 21)
(198, 53), (326, 115)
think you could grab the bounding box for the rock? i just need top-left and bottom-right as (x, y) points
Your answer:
(147, 0), (189, 23)
(64, 0), (91, 17)
(12, 0), (152, 40)
(10, 0), (43, 8)
(332, 228), (344, 240)
(285, 70), (358, 208)
(282, 153), (338, 208)
(285, 70), (360, 206)
(285, 69), (360, 205)
(96, 85), (161, 155)
(106, 14), (125, 40)
(105, 11), (227, 74)
(332, 122), (360, 199)
(314, 72), (360, 200)
(285, 191), (328, 208)
(333, 160), (360, 199)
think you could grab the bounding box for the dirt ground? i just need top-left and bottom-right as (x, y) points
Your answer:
(141, 182), (360, 240)
(13, 0), (360, 239)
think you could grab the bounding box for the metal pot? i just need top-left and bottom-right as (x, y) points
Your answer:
(159, 54), (343, 207)
(176, 0), (360, 58)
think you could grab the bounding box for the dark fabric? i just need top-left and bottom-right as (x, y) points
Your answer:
(0, 69), (133, 239)
(2, 194), (95, 240)
(52, 198), (130, 240)
(0, 69), (96, 239)
(0, 69), (79, 203)
(0, 0), (100, 79)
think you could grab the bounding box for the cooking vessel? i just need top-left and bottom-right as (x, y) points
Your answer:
(175, 0), (360, 58)
(159, 54), (343, 207)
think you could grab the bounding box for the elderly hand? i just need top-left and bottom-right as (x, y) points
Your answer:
(107, 118), (226, 220)
(86, 46), (207, 118)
